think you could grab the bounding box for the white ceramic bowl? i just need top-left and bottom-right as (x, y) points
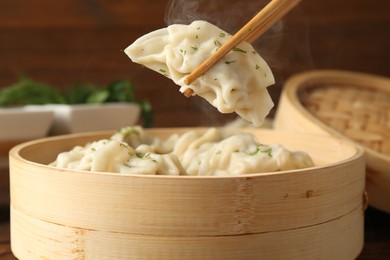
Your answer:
(28, 103), (141, 135)
(0, 106), (54, 141)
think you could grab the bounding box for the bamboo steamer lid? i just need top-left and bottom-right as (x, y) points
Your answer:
(274, 70), (390, 213)
(10, 128), (365, 259)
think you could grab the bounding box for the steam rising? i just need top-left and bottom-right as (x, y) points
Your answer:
(164, 0), (313, 74)
(165, 0), (269, 33)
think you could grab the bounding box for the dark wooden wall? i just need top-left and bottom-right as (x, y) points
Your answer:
(1, 0), (389, 127)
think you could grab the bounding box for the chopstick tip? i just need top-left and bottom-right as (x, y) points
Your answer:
(184, 76), (192, 85)
(183, 88), (194, 97)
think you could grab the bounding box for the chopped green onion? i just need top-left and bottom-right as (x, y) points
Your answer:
(119, 127), (140, 138)
(233, 47), (247, 53)
(123, 163), (133, 168)
(214, 40), (222, 47)
(225, 60), (236, 65)
(135, 151), (157, 163)
(246, 145), (273, 157)
(159, 68), (169, 77)
(120, 142), (128, 148)
(179, 49), (187, 55)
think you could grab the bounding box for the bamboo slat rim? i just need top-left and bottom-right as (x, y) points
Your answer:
(9, 127), (364, 179)
(11, 203), (364, 260)
(282, 69), (390, 165)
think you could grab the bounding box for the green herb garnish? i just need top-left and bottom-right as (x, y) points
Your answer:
(135, 151), (144, 158)
(246, 145), (273, 157)
(0, 77), (154, 128)
(261, 148), (272, 157)
(233, 47), (247, 53)
(119, 127), (140, 137)
(120, 142), (129, 149)
(123, 162), (133, 168)
(159, 68), (169, 78)
(214, 40), (222, 47)
(135, 151), (156, 162)
(225, 60), (236, 65)
(0, 76), (66, 106)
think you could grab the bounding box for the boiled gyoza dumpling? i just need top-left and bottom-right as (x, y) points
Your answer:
(125, 20), (275, 126)
(50, 126), (314, 176)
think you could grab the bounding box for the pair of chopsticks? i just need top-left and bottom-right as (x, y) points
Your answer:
(183, 0), (302, 97)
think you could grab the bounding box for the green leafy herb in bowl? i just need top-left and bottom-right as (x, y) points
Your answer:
(0, 77), (66, 106)
(0, 77), (153, 127)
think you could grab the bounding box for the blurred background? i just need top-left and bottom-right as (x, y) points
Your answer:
(0, 0), (389, 127)
(1, 2), (390, 258)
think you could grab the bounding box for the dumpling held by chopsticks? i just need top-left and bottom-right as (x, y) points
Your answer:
(125, 20), (275, 127)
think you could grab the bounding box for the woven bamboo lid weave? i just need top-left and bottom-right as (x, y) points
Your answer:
(274, 70), (390, 213)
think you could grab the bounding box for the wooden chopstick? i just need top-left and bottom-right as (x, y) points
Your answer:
(182, 0), (302, 97)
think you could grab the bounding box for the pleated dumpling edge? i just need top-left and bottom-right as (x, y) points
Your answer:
(124, 20), (275, 127)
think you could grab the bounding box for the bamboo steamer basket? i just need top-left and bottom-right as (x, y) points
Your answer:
(274, 70), (390, 214)
(9, 128), (365, 260)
